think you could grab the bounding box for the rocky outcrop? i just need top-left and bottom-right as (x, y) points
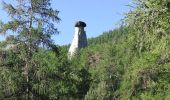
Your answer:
(68, 21), (88, 58)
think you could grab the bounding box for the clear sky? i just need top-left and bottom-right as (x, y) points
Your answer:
(0, 0), (132, 45)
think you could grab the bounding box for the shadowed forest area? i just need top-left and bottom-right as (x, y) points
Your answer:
(0, 0), (170, 99)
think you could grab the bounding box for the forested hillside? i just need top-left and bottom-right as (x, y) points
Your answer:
(0, 0), (170, 99)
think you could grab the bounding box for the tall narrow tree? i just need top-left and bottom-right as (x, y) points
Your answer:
(0, 0), (60, 99)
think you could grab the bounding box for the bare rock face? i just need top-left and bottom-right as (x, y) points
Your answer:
(68, 21), (88, 58)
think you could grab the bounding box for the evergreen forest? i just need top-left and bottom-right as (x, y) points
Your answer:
(0, 0), (170, 99)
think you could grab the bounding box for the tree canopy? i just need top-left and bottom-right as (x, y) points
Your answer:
(0, 0), (170, 99)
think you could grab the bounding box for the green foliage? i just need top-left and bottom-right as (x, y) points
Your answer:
(117, 0), (170, 99)
(0, 0), (170, 99)
(0, 0), (60, 99)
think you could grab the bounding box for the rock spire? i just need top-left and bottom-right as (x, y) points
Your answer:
(68, 21), (88, 58)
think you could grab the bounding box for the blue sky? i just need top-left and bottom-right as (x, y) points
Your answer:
(0, 0), (132, 45)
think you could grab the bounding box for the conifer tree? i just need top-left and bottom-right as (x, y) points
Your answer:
(0, 0), (60, 99)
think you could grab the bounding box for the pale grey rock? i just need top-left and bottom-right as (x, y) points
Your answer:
(68, 21), (88, 58)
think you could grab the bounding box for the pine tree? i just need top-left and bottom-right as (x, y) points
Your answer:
(0, 0), (60, 99)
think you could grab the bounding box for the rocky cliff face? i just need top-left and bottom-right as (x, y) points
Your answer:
(68, 21), (88, 58)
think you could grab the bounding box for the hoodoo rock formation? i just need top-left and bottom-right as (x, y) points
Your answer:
(68, 21), (88, 58)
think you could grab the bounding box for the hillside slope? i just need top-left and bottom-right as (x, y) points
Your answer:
(0, 0), (170, 99)
(73, 24), (170, 99)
